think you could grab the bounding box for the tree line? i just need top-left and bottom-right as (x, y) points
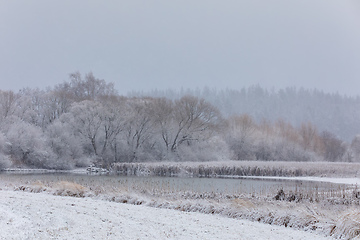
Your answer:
(131, 86), (360, 141)
(0, 72), (359, 170)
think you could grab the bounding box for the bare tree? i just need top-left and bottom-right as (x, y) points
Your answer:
(152, 98), (174, 152)
(350, 135), (360, 162)
(169, 96), (221, 152)
(67, 71), (117, 101)
(320, 131), (346, 161)
(225, 114), (256, 160)
(100, 98), (127, 160)
(299, 122), (317, 151)
(64, 100), (104, 156)
(121, 98), (157, 161)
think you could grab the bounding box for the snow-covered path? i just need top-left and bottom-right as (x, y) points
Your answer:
(0, 190), (329, 240)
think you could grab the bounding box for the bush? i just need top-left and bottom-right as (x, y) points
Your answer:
(53, 181), (89, 197)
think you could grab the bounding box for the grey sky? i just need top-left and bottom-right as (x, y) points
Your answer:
(1, 0), (360, 96)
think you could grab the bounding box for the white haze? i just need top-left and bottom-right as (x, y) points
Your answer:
(1, 0), (360, 96)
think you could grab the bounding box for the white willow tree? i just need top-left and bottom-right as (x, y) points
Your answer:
(152, 96), (222, 161)
(224, 114), (256, 160)
(119, 98), (158, 162)
(62, 100), (104, 157)
(98, 97), (128, 163)
(152, 97), (174, 153)
(61, 98), (128, 166)
(169, 96), (221, 152)
(46, 120), (85, 168)
(4, 117), (55, 168)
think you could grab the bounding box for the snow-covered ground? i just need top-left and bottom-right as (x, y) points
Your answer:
(0, 190), (329, 240)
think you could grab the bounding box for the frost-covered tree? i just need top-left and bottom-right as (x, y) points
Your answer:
(134, 86), (360, 141)
(60, 98), (128, 166)
(1, 74), (357, 168)
(54, 71), (118, 103)
(4, 117), (55, 168)
(0, 90), (18, 120)
(0, 131), (11, 169)
(97, 97), (128, 163)
(350, 135), (360, 162)
(118, 98), (157, 162)
(169, 96), (221, 152)
(46, 120), (85, 169)
(14, 88), (51, 128)
(63, 100), (104, 156)
(224, 114), (256, 160)
(320, 131), (346, 161)
(152, 97), (174, 153)
(299, 122), (320, 152)
(157, 96), (223, 161)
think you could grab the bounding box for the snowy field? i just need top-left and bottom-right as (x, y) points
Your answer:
(0, 190), (329, 240)
(1, 167), (360, 239)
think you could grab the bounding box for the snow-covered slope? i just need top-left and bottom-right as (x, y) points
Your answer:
(0, 190), (328, 240)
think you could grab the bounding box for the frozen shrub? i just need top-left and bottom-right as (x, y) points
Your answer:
(4, 118), (55, 168)
(274, 189), (286, 201)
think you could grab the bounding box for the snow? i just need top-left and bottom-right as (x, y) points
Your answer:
(241, 176), (360, 185)
(0, 190), (329, 240)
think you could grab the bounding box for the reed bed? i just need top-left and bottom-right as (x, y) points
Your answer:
(112, 160), (360, 178)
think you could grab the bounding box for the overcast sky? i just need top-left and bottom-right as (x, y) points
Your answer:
(1, 0), (360, 96)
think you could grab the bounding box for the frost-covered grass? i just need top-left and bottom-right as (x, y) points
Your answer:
(1, 173), (360, 239)
(112, 160), (360, 178)
(331, 211), (360, 239)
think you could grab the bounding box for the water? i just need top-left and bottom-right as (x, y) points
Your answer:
(0, 172), (348, 198)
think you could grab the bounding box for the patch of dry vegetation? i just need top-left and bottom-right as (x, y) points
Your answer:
(14, 180), (89, 198)
(331, 211), (360, 239)
(52, 181), (88, 197)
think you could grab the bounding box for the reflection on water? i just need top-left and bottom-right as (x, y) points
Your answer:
(0, 172), (349, 197)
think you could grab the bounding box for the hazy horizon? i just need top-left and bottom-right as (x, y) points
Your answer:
(1, 1), (360, 96)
